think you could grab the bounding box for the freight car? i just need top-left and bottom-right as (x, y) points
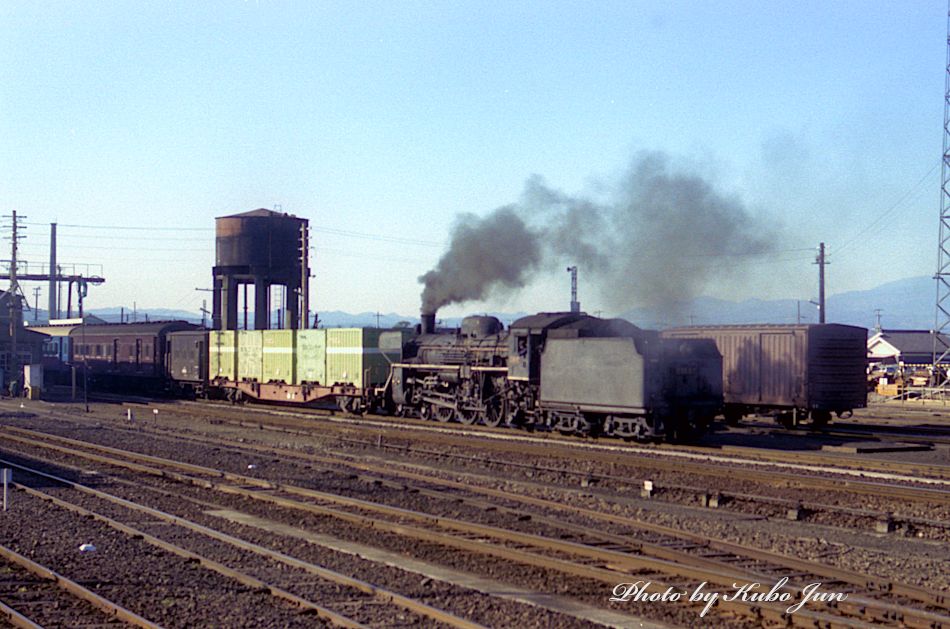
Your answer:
(661, 324), (867, 427)
(71, 321), (200, 392)
(380, 311), (723, 440)
(182, 327), (406, 406)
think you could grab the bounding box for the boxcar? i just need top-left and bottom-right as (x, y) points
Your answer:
(661, 324), (867, 426)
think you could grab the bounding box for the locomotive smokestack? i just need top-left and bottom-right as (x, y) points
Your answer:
(421, 312), (436, 335)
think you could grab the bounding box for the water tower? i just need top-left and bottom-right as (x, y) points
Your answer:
(212, 209), (309, 330)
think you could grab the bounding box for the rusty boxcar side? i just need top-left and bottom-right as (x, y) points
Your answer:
(661, 324), (867, 425)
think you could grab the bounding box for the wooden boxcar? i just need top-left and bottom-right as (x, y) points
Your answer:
(661, 324), (867, 426)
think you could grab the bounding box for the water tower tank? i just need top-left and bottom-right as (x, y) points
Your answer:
(212, 209), (309, 331)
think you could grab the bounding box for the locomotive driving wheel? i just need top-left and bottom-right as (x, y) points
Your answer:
(435, 405), (454, 423)
(457, 408), (478, 425)
(483, 397), (506, 428)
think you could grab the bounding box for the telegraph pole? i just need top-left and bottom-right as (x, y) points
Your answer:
(4, 211), (25, 396)
(32, 287), (41, 323)
(814, 242), (827, 324)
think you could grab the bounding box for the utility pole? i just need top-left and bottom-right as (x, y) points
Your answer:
(32, 287), (41, 323)
(874, 309), (883, 332)
(48, 223), (57, 321)
(300, 222), (310, 329)
(3, 212), (26, 396)
(195, 288), (214, 328)
(814, 242), (827, 324)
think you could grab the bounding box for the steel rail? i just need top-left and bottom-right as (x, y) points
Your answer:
(0, 457), (486, 629)
(163, 398), (950, 487)
(0, 597), (44, 629)
(2, 429), (943, 628)
(0, 454), (644, 629)
(166, 427), (949, 610)
(0, 466), (365, 628)
(0, 542), (162, 629)
(158, 420), (950, 608)
(175, 398), (950, 480)
(17, 398), (950, 486)
(9, 418), (950, 517)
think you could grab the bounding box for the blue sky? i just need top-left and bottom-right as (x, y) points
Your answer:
(0, 1), (945, 319)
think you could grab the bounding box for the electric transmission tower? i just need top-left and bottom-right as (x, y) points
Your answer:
(935, 5), (950, 387)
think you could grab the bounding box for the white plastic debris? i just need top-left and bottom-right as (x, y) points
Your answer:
(247, 464), (258, 470)
(18, 404), (24, 409)
(78, 543), (96, 553)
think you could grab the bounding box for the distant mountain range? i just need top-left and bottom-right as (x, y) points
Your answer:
(621, 276), (937, 330)
(27, 276), (939, 333)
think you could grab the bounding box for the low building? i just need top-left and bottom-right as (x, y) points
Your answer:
(0, 290), (47, 386)
(867, 329), (950, 369)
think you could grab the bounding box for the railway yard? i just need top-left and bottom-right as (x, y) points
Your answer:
(0, 395), (948, 628)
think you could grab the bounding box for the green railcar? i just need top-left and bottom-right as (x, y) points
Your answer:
(209, 331), (237, 380)
(295, 329), (327, 385)
(326, 328), (402, 389)
(237, 330), (263, 382)
(262, 329), (295, 383)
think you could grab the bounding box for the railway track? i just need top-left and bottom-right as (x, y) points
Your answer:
(77, 393), (950, 481)
(0, 432), (644, 627)
(10, 400), (950, 535)
(179, 398), (950, 481)
(3, 422), (950, 627)
(0, 542), (159, 629)
(0, 460), (486, 629)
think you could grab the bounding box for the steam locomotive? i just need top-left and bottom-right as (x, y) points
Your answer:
(385, 311), (723, 440)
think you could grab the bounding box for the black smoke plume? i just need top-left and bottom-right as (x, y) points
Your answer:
(419, 151), (775, 313)
(419, 207), (542, 313)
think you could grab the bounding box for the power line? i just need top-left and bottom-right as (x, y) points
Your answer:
(836, 160), (940, 257)
(680, 247), (814, 259)
(23, 221), (444, 247)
